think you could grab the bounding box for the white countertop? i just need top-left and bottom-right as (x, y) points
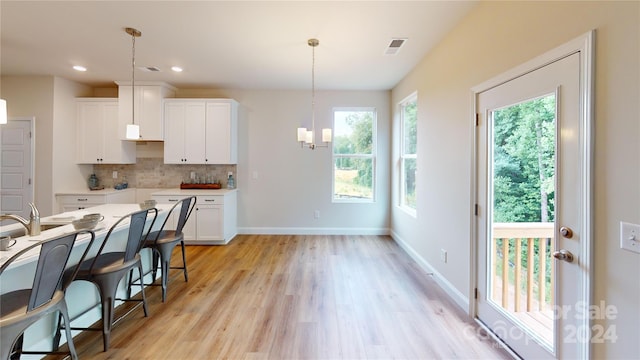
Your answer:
(152, 188), (237, 196)
(0, 203), (171, 268)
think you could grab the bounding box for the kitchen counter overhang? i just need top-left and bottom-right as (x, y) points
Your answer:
(0, 203), (171, 352)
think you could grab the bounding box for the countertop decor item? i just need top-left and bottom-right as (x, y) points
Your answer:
(139, 199), (157, 210)
(227, 172), (235, 189)
(71, 217), (99, 230)
(88, 173), (102, 190)
(180, 183), (221, 189)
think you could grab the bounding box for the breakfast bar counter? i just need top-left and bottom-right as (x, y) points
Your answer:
(0, 203), (171, 354)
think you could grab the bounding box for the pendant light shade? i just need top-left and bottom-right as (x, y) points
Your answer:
(0, 99), (7, 124)
(126, 123), (140, 139)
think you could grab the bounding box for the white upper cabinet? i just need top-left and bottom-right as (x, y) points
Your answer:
(116, 81), (176, 141)
(76, 98), (136, 164)
(164, 99), (238, 164)
(164, 100), (206, 164)
(205, 100), (238, 164)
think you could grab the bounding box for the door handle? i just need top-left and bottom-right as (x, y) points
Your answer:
(560, 226), (573, 238)
(552, 249), (574, 263)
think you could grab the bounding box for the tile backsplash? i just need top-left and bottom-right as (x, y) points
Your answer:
(94, 158), (237, 189)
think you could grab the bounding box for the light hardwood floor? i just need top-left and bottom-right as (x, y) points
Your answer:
(53, 235), (512, 359)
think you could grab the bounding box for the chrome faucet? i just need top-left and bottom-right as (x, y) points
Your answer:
(0, 203), (41, 236)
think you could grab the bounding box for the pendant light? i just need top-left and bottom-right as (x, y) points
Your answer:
(297, 38), (332, 149)
(125, 27), (141, 140)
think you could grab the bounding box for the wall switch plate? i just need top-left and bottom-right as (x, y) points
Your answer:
(112, 171), (118, 179)
(440, 249), (447, 263)
(620, 222), (640, 254)
(314, 210), (320, 219)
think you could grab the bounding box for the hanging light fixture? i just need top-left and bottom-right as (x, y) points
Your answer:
(125, 27), (141, 140)
(0, 99), (7, 124)
(297, 38), (332, 149)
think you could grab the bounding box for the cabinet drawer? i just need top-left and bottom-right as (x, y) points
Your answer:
(152, 195), (184, 204)
(198, 196), (224, 205)
(57, 195), (104, 205)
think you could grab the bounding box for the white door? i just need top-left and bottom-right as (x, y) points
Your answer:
(475, 34), (593, 359)
(1, 118), (34, 220)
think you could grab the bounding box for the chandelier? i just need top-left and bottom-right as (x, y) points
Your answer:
(297, 38), (332, 149)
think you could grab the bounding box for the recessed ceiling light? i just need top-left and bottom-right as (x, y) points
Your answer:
(171, 66), (183, 72)
(73, 65), (87, 72)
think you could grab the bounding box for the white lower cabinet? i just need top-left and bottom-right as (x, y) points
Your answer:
(152, 189), (237, 245)
(56, 188), (136, 213)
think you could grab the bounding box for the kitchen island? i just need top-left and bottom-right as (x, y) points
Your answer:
(0, 203), (170, 355)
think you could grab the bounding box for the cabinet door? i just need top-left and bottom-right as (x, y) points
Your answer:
(183, 103), (206, 164)
(101, 102), (134, 163)
(139, 86), (164, 140)
(119, 85), (165, 141)
(164, 101), (206, 164)
(152, 195), (197, 241)
(77, 102), (104, 163)
(164, 102), (187, 164)
(205, 101), (237, 164)
(196, 205), (223, 241)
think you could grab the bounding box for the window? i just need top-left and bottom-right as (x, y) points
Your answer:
(332, 108), (376, 202)
(400, 94), (417, 212)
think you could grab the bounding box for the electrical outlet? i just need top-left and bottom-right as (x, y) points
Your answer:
(620, 222), (640, 254)
(112, 171), (118, 179)
(314, 210), (320, 219)
(440, 249), (447, 263)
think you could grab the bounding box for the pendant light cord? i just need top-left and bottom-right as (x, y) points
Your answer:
(311, 40), (316, 142)
(131, 31), (136, 127)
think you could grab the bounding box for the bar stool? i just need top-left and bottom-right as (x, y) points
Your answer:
(0, 230), (96, 360)
(61, 208), (157, 352)
(135, 196), (195, 302)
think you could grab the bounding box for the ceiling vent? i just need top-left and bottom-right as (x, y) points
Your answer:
(384, 38), (407, 55)
(139, 66), (161, 72)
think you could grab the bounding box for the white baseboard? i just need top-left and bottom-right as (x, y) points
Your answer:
(238, 227), (390, 236)
(390, 229), (470, 312)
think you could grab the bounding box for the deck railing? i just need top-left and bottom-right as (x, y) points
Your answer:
(491, 222), (554, 313)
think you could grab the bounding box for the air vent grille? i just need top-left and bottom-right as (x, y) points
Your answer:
(138, 66), (161, 72)
(384, 38), (407, 55)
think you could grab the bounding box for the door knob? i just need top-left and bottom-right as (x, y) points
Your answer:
(560, 226), (573, 238)
(552, 249), (574, 263)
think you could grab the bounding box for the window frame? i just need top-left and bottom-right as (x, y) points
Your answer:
(399, 93), (417, 216)
(331, 107), (377, 203)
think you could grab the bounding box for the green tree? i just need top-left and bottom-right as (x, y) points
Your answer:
(493, 95), (556, 223)
(345, 111), (373, 187)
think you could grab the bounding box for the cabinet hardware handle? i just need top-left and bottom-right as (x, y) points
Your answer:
(168, 199), (179, 202)
(204, 199), (215, 202)
(78, 198), (88, 201)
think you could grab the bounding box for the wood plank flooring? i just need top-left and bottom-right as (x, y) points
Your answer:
(52, 235), (512, 359)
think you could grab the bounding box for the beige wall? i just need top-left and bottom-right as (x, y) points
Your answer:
(1, 76), (93, 215)
(1, 80), (392, 233)
(2, 76), (56, 215)
(177, 88), (391, 234)
(391, 1), (639, 358)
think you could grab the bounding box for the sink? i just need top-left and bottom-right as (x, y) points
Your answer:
(40, 223), (66, 231)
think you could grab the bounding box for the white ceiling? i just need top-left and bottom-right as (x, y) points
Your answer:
(1, 1), (477, 91)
